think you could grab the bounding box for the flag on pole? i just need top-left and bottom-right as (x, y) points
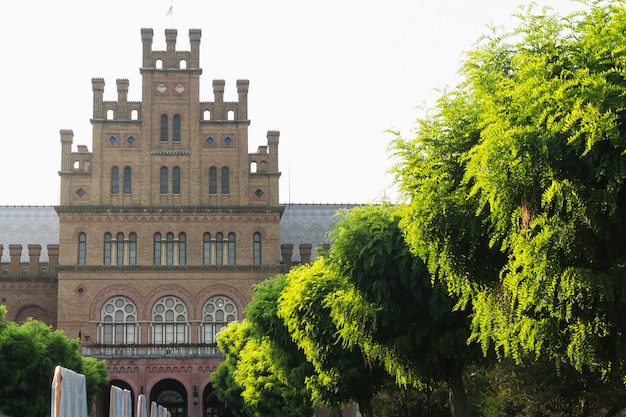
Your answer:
(166, 5), (172, 16)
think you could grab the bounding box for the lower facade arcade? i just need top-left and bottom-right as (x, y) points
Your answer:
(98, 358), (229, 417)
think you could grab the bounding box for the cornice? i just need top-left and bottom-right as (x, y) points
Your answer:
(56, 264), (284, 273)
(54, 205), (285, 215)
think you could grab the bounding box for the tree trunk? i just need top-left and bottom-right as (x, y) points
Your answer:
(447, 363), (468, 417)
(357, 394), (374, 417)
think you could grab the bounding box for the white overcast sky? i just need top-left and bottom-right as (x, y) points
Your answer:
(0, 0), (583, 206)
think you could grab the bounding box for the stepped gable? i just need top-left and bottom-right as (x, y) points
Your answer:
(0, 206), (59, 262)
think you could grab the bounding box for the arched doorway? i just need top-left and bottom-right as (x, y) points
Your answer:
(203, 383), (231, 417)
(151, 379), (186, 417)
(99, 380), (134, 417)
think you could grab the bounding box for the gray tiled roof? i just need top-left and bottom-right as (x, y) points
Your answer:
(0, 204), (357, 263)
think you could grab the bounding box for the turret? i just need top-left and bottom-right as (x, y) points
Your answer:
(212, 80), (225, 119)
(267, 131), (280, 172)
(189, 29), (201, 68)
(116, 79), (129, 118)
(141, 28), (154, 68)
(91, 78), (105, 119)
(165, 29), (177, 67)
(237, 80), (249, 120)
(60, 130), (74, 172)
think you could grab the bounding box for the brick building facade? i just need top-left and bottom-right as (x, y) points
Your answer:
(0, 28), (357, 417)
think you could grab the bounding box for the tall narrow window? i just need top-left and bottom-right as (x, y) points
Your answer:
(154, 233), (162, 265)
(160, 167), (168, 194)
(160, 114), (168, 141)
(111, 167), (119, 194)
(216, 233), (223, 266)
(123, 166), (131, 194)
(116, 233), (124, 265)
(78, 233), (86, 265)
(166, 232), (174, 265)
(228, 233), (236, 265)
(253, 232), (261, 265)
(172, 167), (181, 194)
(221, 167), (229, 194)
(173, 114), (181, 141)
(209, 167), (217, 195)
(179, 232), (186, 265)
(104, 233), (112, 265)
(203, 233), (211, 265)
(129, 233), (137, 266)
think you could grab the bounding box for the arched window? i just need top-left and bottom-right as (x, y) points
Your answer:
(203, 110), (210, 121)
(253, 232), (261, 265)
(203, 233), (211, 265)
(202, 296), (238, 343)
(129, 232), (137, 266)
(104, 232), (112, 265)
(101, 296), (137, 344)
(154, 233), (162, 265)
(78, 233), (86, 265)
(179, 232), (186, 266)
(227, 110), (235, 120)
(173, 114), (181, 142)
(152, 297), (188, 344)
(123, 166), (131, 194)
(160, 114), (168, 141)
(166, 232), (175, 265)
(228, 233), (236, 265)
(221, 167), (229, 194)
(209, 167), (217, 195)
(111, 166), (119, 194)
(216, 233), (223, 266)
(116, 232), (124, 265)
(172, 167), (181, 194)
(160, 167), (168, 194)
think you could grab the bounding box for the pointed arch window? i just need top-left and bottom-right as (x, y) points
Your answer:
(202, 296), (238, 343)
(101, 296), (137, 344)
(111, 166), (119, 194)
(152, 297), (188, 344)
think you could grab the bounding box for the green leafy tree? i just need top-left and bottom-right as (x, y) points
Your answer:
(278, 261), (387, 417)
(393, 0), (626, 383)
(327, 204), (482, 417)
(213, 315), (313, 417)
(0, 309), (108, 417)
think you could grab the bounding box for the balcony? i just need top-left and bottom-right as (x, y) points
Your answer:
(82, 344), (225, 359)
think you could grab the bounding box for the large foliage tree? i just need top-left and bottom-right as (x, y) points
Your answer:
(0, 307), (109, 417)
(393, 0), (626, 381)
(278, 261), (387, 417)
(327, 204), (481, 417)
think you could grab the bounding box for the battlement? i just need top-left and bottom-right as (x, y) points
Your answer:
(59, 130), (92, 174)
(141, 28), (201, 70)
(199, 79), (250, 121)
(91, 78), (142, 121)
(0, 244), (59, 279)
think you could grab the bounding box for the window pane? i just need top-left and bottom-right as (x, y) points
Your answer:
(216, 233), (223, 266)
(78, 233), (86, 265)
(172, 167), (180, 194)
(117, 233), (124, 265)
(179, 233), (186, 265)
(123, 166), (131, 194)
(111, 167), (119, 194)
(160, 115), (168, 141)
(129, 233), (136, 266)
(228, 233), (235, 265)
(203, 233), (211, 265)
(154, 233), (161, 265)
(173, 114), (181, 141)
(104, 233), (111, 265)
(221, 167), (229, 194)
(209, 167), (217, 194)
(253, 232), (261, 265)
(160, 167), (168, 194)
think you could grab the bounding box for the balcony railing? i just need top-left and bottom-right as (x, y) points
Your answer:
(82, 343), (224, 359)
